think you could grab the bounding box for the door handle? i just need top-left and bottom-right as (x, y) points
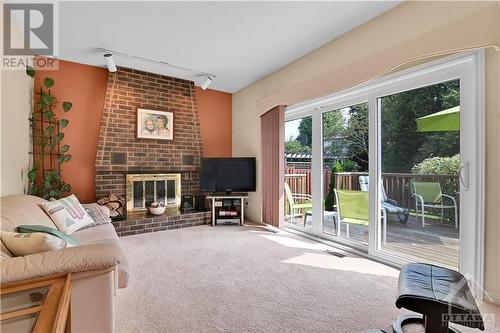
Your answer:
(458, 162), (469, 191)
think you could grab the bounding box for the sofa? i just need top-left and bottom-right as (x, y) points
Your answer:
(0, 195), (129, 333)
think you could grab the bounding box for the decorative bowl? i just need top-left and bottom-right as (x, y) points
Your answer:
(149, 206), (166, 215)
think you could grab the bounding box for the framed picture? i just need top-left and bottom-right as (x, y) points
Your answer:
(137, 108), (173, 140)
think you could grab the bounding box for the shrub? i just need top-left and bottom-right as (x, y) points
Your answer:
(411, 154), (460, 175)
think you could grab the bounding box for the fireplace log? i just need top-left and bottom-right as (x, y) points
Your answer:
(97, 193), (126, 219)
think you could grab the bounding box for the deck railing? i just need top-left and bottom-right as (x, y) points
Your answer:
(284, 166), (459, 209)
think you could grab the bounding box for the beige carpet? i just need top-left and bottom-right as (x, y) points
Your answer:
(115, 224), (499, 332)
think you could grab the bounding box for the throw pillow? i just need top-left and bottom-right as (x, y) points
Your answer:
(41, 194), (94, 234)
(17, 225), (80, 246)
(1, 231), (67, 256)
(79, 203), (112, 231)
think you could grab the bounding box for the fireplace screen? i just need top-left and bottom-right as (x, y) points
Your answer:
(126, 173), (181, 211)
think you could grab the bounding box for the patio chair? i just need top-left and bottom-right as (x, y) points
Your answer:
(334, 189), (387, 244)
(359, 176), (409, 223)
(284, 182), (312, 227)
(411, 181), (458, 229)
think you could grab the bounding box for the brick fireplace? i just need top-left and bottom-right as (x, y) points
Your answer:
(95, 67), (209, 235)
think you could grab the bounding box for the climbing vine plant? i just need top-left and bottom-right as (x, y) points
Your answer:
(26, 66), (73, 199)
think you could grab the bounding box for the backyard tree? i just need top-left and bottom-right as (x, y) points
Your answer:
(381, 80), (460, 172)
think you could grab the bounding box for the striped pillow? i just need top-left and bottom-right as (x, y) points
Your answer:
(41, 194), (94, 234)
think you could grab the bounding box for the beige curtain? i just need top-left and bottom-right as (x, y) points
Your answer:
(260, 106), (285, 228)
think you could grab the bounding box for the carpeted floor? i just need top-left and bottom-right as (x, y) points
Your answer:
(115, 224), (499, 333)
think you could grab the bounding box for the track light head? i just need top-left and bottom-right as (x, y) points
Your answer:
(104, 53), (117, 72)
(200, 76), (213, 90)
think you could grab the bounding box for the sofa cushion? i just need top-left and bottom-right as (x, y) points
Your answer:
(1, 231), (67, 256)
(73, 224), (129, 288)
(41, 195), (94, 234)
(1, 195), (56, 231)
(1, 195), (56, 260)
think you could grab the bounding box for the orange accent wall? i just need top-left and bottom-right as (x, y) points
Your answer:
(195, 87), (232, 157)
(34, 60), (232, 202)
(34, 60), (108, 203)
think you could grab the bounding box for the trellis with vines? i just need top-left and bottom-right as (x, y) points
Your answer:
(26, 66), (73, 200)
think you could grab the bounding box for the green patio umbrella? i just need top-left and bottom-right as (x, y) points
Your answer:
(416, 106), (460, 132)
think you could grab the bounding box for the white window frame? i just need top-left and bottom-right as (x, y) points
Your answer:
(285, 50), (485, 298)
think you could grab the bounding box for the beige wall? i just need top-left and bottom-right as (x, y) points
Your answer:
(233, 1), (500, 303)
(0, 15), (33, 196)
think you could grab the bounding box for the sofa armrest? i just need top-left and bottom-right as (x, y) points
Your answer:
(1, 242), (122, 285)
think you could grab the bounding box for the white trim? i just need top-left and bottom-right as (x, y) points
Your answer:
(284, 50), (485, 298)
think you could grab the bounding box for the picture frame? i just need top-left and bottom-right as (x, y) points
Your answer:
(137, 108), (174, 140)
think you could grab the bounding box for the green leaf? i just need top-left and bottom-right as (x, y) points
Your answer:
(62, 102), (72, 112)
(48, 143), (55, 151)
(41, 93), (54, 105)
(61, 183), (71, 192)
(58, 156), (65, 164)
(61, 144), (70, 153)
(59, 119), (69, 129)
(44, 77), (55, 88)
(26, 66), (36, 78)
(43, 110), (54, 120)
(28, 169), (37, 181)
(46, 125), (55, 134)
(55, 132), (64, 142)
(64, 154), (72, 162)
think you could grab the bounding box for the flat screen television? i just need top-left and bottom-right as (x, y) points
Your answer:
(201, 157), (256, 193)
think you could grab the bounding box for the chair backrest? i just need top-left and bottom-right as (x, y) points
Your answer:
(359, 176), (369, 192)
(284, 182), (294, 207)
(334, 189), (369, 221)
(358, 176), (388, 202)
(412, 181), (442, 204)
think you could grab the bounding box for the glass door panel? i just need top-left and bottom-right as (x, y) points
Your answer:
(377, 79), (460, 269)
(284, 116), (313, 230)
(322, 102), (370, 245)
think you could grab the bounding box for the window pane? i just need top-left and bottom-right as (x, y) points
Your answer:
(284, 116), (313, 230)
(378, 79), (460, 269)
(322, 102), (369, 245)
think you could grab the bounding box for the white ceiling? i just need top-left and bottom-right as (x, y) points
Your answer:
(59, 1), (400, 93)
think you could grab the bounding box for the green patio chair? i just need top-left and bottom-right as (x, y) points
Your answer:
(358, 176), (409, 223)
(411, 181), (458, 228)
(284, 182), (312, 227)
(334, 189), (387, 244)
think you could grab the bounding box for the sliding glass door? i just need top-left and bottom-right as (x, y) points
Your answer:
(284, 51), (484, 296)
(376, 80), (461, 270)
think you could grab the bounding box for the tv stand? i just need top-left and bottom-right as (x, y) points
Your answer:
(207, 193), (248, 226)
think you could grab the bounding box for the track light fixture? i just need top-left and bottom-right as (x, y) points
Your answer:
(103, 53), (117, 72)
(98, 48), (215, 88)
(200, 76), (213, 90)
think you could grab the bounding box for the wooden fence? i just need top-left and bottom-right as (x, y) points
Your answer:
(284, 167), (459, 210)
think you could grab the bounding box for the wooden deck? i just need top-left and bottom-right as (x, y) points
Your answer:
(285, 213), (459, 269)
